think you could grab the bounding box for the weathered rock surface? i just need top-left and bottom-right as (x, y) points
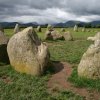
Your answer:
(7, 27), (50, 76)
(63, 31), (73, 41)
(0, 31), (9, 63)
(14, 24), (20, 34)
(78, 40), (100, 79)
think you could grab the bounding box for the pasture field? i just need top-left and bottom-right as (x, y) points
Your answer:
(0, 28), (100, 100)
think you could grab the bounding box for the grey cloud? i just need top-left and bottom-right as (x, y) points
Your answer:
(0, 0), (100, 23)
(65, 0), (100, 15)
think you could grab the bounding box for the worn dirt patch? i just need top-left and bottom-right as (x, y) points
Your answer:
(47, 61), (100, 100)
(1, 75), (12, 84)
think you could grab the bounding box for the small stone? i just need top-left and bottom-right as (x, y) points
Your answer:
(74, 25), (78, 32)
(37, 26), (42, 32)
(47, 24), (53, 31)
(82, 27), (86, 32)
(14, 24), (20, 34)
(61, 28), (65, 32)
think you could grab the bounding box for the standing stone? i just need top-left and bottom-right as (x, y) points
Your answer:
(14, 24), (20, 34)
(87, 30), (90, 32)
(45, 30), (53, 40)
(63, 31), (73, 41)
(87, 32), (100, 41)
(82, 27), (85, 32)
(74, 25), (78, 32)
(37, 26), (42, 32)
(51, 30), (64, 40)
(61, 28), (65, 32)
(0, 31), (9, 63)
(7, 27), (50, 76)
(45, 30), (64, 40)
(78, 40), (100, 79)
(47, 24), (53, 31)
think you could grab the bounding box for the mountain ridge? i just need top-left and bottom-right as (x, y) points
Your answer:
(1, 20), (100, 28)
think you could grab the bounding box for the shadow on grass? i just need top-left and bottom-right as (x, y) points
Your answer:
(45, 61), (64, 75)
(0, 62), (9, 66)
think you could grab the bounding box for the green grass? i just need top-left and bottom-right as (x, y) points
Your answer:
(0, 65), (84, 100)
(5, 29), (13, 37)
(0, 27), (100, 99)
(68, 67), (100, 91)
(49, 40), (92, 64)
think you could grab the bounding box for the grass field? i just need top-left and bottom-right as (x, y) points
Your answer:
(0, 27), (100, 100)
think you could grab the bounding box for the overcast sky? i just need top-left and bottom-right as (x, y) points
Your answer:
(0, 0), (99, 24)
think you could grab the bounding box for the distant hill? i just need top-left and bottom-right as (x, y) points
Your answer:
(0, 22), (38, 28)
(53, 20), (86, 27)
(53, 20), (100, 27)
(0, 20), (100, 28)
(91, 21), (100, 26)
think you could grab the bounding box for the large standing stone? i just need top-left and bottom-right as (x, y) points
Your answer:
(7, 27), (50, 76)
(14, 24), (20, 34)
(37, 26), (42, 32)
(78, 40), (100, 79)
(63, 31), (73, 41)
(0, 31), (9, 63)
(74, 25), (78, 32)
